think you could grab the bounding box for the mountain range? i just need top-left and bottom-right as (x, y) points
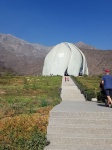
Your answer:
(0, 33), (112, 76)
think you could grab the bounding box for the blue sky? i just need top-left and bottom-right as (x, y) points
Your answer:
(0, 0), (112, 49)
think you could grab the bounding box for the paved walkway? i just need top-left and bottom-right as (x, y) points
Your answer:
(44, 76), (112, 150)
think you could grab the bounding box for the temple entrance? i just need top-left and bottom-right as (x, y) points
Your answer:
(64, 69), (69, 76)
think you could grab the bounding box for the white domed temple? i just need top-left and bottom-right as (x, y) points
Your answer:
(42, 42), (89, 76)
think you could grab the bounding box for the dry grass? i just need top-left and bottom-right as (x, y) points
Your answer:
(0, 75), (62, 149)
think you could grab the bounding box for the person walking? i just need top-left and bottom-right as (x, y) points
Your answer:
(101, 69), (112, 107)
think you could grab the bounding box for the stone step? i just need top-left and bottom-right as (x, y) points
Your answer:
(61, 93), (85, 97)
(50, 111), (112, 119)
(48, 117), (112, 126)
(61, 97), (85, 101)
(44, 144), (112, 150)
(62, 99), (85, 101)
(61, 99), (85, 101)
(62, 89), (80, 92)
(62, 87), (79, 89)
(61, 89), (81, 92)
(62, 84), (79, 86)
(47, 133), (112, 139)
(45, 136), (112, 146)
(61, 87), (80, 90)
(62, 86), (80, 89)
(61, 95), (84, 97)
(47, 125), (112, 135)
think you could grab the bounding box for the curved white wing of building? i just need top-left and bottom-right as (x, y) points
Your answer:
(42, 42), (89, 76)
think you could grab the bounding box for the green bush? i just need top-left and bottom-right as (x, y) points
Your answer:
(72, 76), (101, 101)
(0, 127), (47, 150)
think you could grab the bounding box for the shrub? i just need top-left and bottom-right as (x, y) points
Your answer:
(72, 76), (101, 101)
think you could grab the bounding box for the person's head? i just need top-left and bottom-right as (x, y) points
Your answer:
(104, 69), (110, 74)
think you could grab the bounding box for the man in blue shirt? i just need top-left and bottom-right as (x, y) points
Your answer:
(101, 69), (112, 107)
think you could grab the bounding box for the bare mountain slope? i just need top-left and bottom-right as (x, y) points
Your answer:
(80, 48), (112, 75)
(0, 34), (51, 75)
(75, 42), (97, 50)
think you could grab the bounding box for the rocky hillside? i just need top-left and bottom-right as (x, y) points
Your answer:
(81, 48), (112, 75)
(75, 42), (97, 50)
(0, 33), (112, 75)
(0, 34), (51, 75)
(75, 42), (112, 75)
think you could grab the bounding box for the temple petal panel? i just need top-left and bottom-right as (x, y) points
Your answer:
(42, 42), (89, 76)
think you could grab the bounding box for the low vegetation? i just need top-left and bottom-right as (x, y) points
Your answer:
(0, 75), (62, 150)
(72, 75), (102, 101)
